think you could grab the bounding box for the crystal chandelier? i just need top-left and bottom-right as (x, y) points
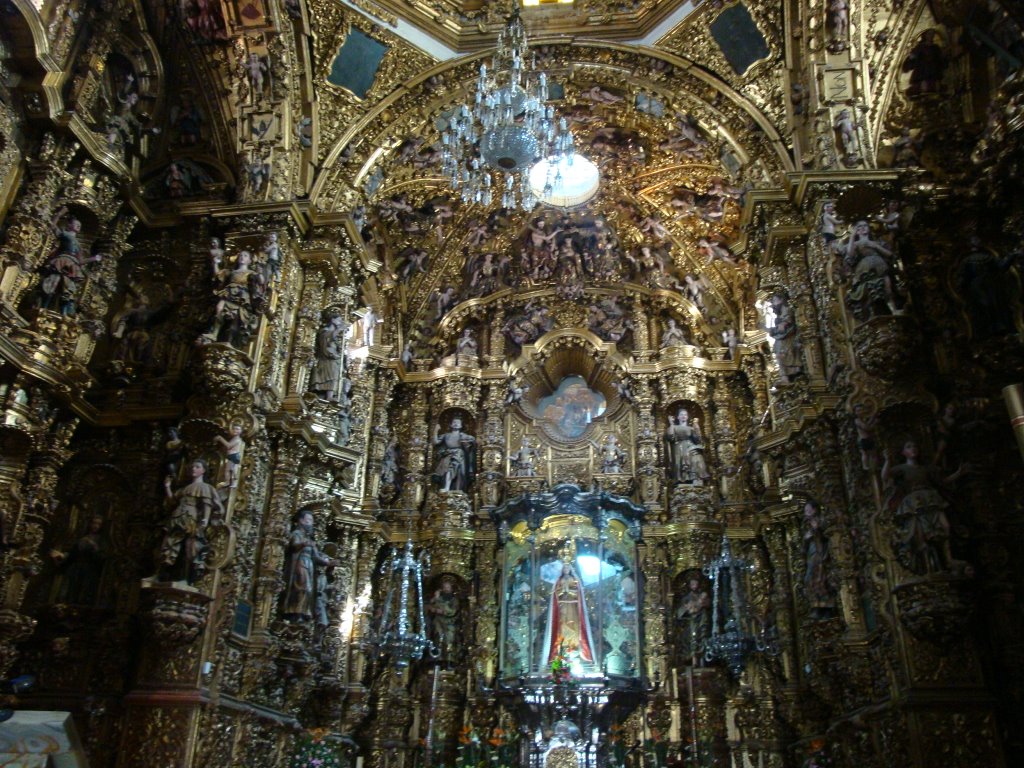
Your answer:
(368, 538), (434, 669)
(441, 8), (575, 210)
(703, 536), (772, 678)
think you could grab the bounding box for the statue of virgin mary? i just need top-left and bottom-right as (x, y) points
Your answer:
(542, 557), (596, 669)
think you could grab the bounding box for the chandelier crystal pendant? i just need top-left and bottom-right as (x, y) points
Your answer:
(368, 538), (435, 669)
(703, 535), (775, 678)
(441, 8), (575, 211)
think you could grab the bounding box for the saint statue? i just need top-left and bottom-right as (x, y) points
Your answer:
(881, 441), (966, 575)
(802, 501), (837, 618)
(665, 408), (711, 485)
(675, 576), (710, 663)
(543, 557), (595, 669)
(768, 292), (804, 384)
(959, 236), (1018, 339)
(37, 207), (100, 316)
(426, 578), (460, 660)
(844, 220), (900, 319)
(310, 311), (347, 401)
(510, 436), (541, 477)
(50, 514), (106, 605)
(282, 510), (336, 621)
(431, 417), (476, 492)
(595, 433), (626, 474)
(380, 438), (400, 488)
(155, 459), (223, 584)
(660, 318), (689, 348)
(456, 328), (478, 364)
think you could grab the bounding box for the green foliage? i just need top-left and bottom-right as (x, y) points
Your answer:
(549, 645), (572, 685)
(446, 725), (518, 768)
(291, 730), (345, 768)
(802, 745), (835, 768)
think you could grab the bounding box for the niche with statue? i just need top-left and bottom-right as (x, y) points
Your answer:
(495, 484), (645, 683)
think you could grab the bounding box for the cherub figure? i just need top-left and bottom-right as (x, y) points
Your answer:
(584, 85), (623, 104)
(659, 113), (709, 158)
(875, 200), (901, 247)
(396, 136), (426, 164)
(852, 403), (877, 470)
(614, 379), (635, 404)
(261, 232), (281, 282)
(834, 109), (859, 159)
(637, 214), (670, 241)
(466, 218), (491, 249)
(398, 247), (429, 279)
(698, 238), (738, 265)
(430, 285), (458, 320)
(209, 237), (225, 267)
(245, 156), (272, 195)
(721, 328), (738, 359)
(214, 424), (245, 489)
(506, 381), (526, 406)
(820, 201), (842, 249)
(829, 0), (849, 44)
(682, 273), (711, 313)
(243, 53), (268, 101)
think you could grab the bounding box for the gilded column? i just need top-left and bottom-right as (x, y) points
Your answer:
(711, 375), (736, 500)
(251, 435), (307, 640)
(477, 382), (506, 516)
(633, 376), (662, 514)
(400, 387), (430, 513)
(0, 414), (77, 676)
(363, 364), (396, 509)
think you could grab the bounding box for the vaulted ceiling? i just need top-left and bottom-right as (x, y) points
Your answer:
(333, 0), (702, 54)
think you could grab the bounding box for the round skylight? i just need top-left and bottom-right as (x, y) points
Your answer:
(528, 155), (600, 207)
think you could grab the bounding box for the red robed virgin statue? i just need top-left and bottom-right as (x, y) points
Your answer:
(543, 556), (596, 669)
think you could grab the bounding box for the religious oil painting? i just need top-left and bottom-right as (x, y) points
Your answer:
(531, 376), (606, 440)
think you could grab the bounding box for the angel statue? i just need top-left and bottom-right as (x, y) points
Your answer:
(510, 436), (543, 477)
(594, 433), (626, 474)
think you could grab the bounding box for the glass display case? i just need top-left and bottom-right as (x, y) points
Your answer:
(495, 484), (644, 685)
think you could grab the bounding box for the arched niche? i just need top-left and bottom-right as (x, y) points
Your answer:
(510, 337), (626, 438)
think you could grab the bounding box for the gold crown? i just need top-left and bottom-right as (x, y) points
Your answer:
(559, 539), (577, 564)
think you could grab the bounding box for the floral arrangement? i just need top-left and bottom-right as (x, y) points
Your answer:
(802, 739), (835, 768)
(607, 723), (628, 768)
(291, 729), (345, 768)
(549, 645), (572, 685)
(448, 724), (517, 768)
(643, 728), (669, 768)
